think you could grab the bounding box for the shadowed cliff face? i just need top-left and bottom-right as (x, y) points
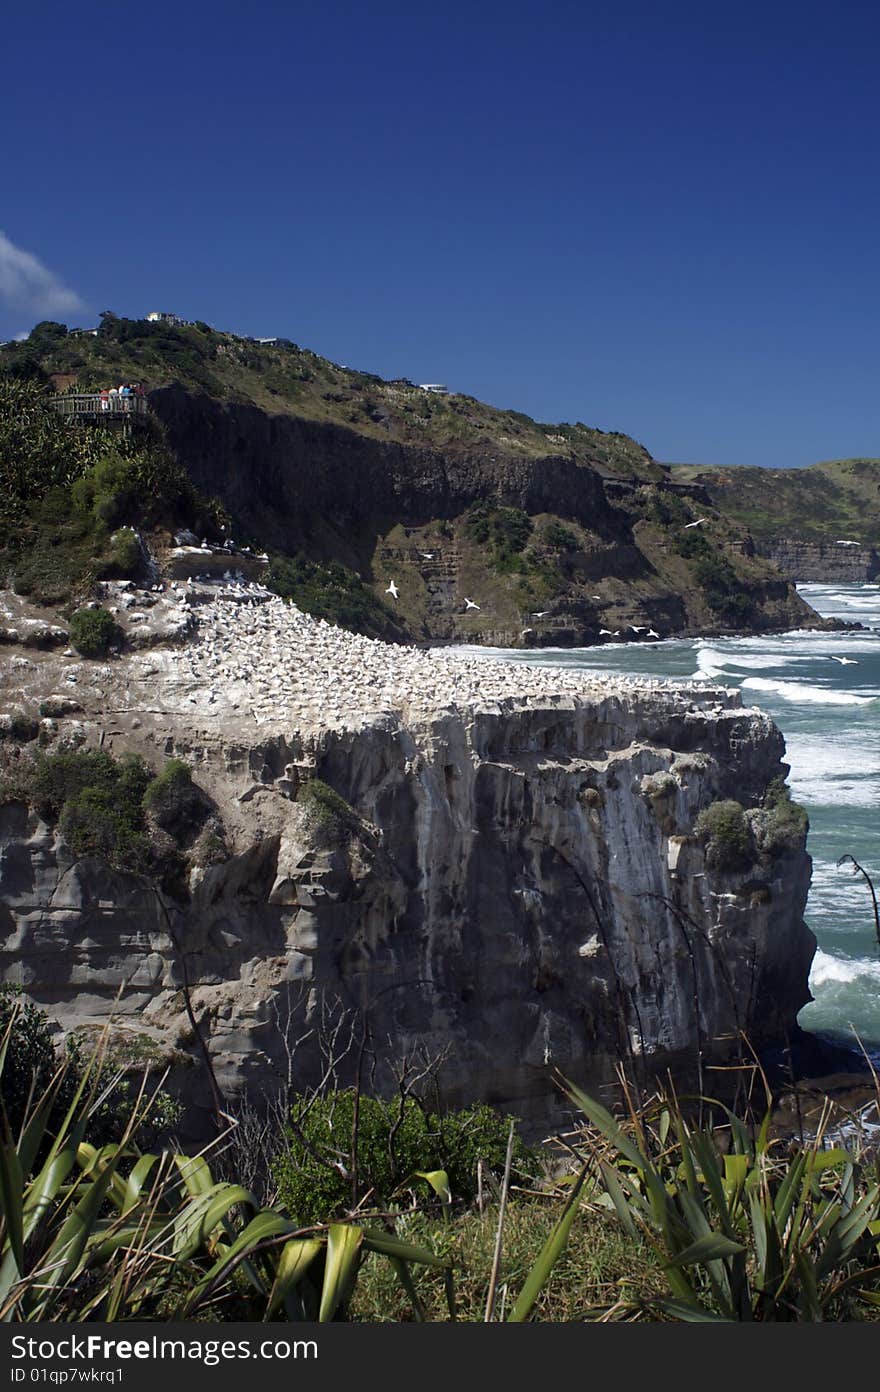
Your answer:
(0, 694), (815, 1138)
(149, 387), (617, 546)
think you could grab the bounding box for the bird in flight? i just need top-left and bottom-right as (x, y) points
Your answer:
(630, 625), (645, 632)
(683, 518), (708, 529)
(464, 598), (480, 610)
(647, 629), (660, 638)
(830, 655), (859, 664)
(385, 580), (399, 599)
(599, 628), (612, 635)
(531, 610), (548, 618)
(420, 552), (435, 559)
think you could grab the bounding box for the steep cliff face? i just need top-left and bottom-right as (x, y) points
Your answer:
(148, 388), (820, 645)
(148, 387), (618, 545)
(0, 689), (814, 1137)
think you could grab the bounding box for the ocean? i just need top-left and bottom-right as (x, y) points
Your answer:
(461, 583), (880, 1061)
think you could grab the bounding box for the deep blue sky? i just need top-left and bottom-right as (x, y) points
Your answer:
(4, 1), (880, 467)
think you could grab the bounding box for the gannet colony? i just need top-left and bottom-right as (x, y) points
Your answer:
(124, 578), (740, 729)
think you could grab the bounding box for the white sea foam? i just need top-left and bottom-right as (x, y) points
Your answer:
(784, 732), (880, 807)
(810, 949), (880, 989)
(740, 675), (874, 706)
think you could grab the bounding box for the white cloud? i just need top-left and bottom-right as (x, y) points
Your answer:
(0, 230), (85, 320)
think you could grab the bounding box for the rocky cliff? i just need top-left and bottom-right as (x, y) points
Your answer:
(760, 540), (879, 584)
(146, 387), (820, 646)
(0, 582), (815, 1137)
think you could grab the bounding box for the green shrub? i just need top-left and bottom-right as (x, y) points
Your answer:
(69, 606), (119, 658)
(59, 787), (152, 871)
(757, 776), (809, 855)
(693, 798), (754, 871)
(297, 777), (360, 846)
(542, 521), (579, 552)
(30, 748), (131, 819)
(100, 527), (141, 577)
(143, 758), (206, 836)
(266, 554), (401, 639)
(465, 504), (533, 572)
(273, 1090), (532, 1226)
(1, 713), (39, 743)
(0, 985), (60, 1137)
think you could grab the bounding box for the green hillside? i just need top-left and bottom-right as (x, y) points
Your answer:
(670, 459), (880, 545)
(2, 315), (661, 481)
(0, 316), (823, 644)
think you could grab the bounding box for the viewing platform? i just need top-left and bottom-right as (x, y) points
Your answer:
(48, 393), (150, 433)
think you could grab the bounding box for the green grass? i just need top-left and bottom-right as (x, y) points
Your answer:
(349, 1196), (664, 1321)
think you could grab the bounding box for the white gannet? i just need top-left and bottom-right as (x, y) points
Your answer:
(420, 552), (435, 560)
(683, 518), (708, 529)
(647, 629), (660, 638)
(830, 655), (858, 664)
(531, 611), (548, 617)
(385, 580), (400, 599)
(599, 628), (612, 635)
(464, 598), (480, 610)
(630, 625), (645, 632)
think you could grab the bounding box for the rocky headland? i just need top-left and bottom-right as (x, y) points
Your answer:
(0, 574), (816, 1136)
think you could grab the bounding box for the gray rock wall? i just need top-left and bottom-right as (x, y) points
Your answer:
(0, 694), (814, 1137)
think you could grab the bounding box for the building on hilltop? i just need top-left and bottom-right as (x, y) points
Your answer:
(68, 327), (98, 338)
(146, 311), (188, 327)
(419, 383), (449, 394)
(251, 336), (293, 348)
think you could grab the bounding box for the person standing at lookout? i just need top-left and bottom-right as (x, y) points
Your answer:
(108, 385), (119, 411)
(120, 383), (132, 411)
(100, 388), (109, 412)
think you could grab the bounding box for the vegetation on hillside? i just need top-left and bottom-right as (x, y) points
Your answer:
(671, 458), (880, 545)
(1, 315), (662, 479)
(266, 553), (404, 640)
(0, 377), (227, 605)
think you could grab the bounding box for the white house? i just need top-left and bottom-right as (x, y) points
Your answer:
(419, 383), (449, 394)
(146, 311), (187, 327)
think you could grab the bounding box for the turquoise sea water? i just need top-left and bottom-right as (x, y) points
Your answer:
(459, 583), (880, 1057)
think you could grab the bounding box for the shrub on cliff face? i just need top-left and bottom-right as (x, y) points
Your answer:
(693, 799), (754, 871)
(143, 758), (207, 837)
(297, 777), (361, 847)
(465, 504), (533, 573)
(69, 605), (120, 658)
(752, 776), (809, 856)
(23, 748), (212, 879)
(59, 786), (152, 871)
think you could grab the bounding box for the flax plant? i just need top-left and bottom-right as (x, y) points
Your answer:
(551, 1076), (880, 1321)
(0, 1010), (449, 1322)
